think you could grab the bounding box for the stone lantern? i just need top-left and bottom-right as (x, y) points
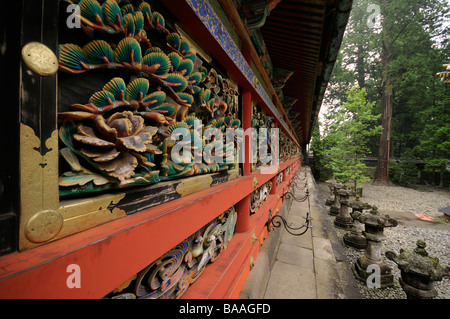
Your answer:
(334, 189), (354, 229)
(325, 180), (340, 206)
(386, 240), (450, 299)
(350, 196), (372, 213)
(343, 197), (371, 249)
(329, 183), (344, 215)
(352, 206), (398, 288)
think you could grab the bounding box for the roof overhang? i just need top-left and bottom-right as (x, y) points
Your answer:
(261, 0), (353, 145)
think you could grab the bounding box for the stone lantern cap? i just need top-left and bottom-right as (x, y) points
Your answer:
(351, 206), (398, 228)
(337, 189), (350, 197)
(325, 179), (342, 187)
(350, 197), (372, 211)
(386, 240), (450, 281)
(332, 183), (344, 193)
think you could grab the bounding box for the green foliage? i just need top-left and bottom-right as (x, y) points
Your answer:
(323, 0), (449, 185)
(413, 66), (450, 178)
(318, 86), (382, 189)
(389, 149), (419, 186)
(310, 121), (329, 181)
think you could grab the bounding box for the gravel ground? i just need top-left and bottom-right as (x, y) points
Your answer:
(317, 181), (450, 299)
(359, 183), (450, 218)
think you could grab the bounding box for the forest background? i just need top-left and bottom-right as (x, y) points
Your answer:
(311, 0), (450, 189)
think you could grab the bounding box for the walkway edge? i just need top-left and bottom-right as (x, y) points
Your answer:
(240, 166), (362, 299)
(309, 170), (362, 299)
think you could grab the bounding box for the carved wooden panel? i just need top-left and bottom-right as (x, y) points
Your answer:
(105, 206), (237, 299)
(16, 0), (243, 251)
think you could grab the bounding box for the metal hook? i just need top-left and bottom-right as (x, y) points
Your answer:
(290, 180), (308, 191)
(294, 171), (307, 181)
(266, 207), (313, 236)
(281, 189), (309, 202)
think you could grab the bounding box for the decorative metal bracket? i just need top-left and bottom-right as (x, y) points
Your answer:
(294, 171), (307, 181)
(289, 180), (308, 191)
(281, 189), (309, 202)
(266, 208), (313, 236)
(266, 186), (313, 236)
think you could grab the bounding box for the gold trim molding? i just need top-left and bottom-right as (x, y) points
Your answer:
(19, 123), (126, 250)
(19, 123), (60, 249)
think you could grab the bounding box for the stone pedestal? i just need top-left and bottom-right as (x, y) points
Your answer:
(354, 232), (395, 288)
(343, 198), (371, 249)
(343, 219), (367, 249)
(325, 197), (334, 206)
(352, 206), (398, 288)
(387, 240), (450, 299)
(334, 190), (354, 229)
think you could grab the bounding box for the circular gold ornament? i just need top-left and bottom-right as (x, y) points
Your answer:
(25, 210), (63, 243)
(21, 42), (58, 76)
(252, 176), (258, 189)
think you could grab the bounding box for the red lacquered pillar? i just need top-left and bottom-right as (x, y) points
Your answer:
(241, 42), (252, 177)
(236, 40), (252, 233)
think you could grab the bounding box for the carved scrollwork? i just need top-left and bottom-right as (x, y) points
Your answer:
(107, 206), (237, 299)
(135, 237), (190, 299)
(276, 171), (284, 185)
(250, 180), (272, 215)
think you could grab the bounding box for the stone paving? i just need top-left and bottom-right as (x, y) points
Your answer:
(239, 167), (361, 299)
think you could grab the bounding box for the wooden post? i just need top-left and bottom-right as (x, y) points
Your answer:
(235, 195), (251, 233)
(241, 40), (252, 176)
(235, 40), (252, 232)
(270, 123), (278, 195)
(270, 175), (277, 195)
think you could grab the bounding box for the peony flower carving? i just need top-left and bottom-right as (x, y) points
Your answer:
(72, 111), (161, 181)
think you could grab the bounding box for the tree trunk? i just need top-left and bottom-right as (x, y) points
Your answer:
(375, 14), (392, 185)
(356, 44), (366, 89)
(375, 78), (392, 184)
